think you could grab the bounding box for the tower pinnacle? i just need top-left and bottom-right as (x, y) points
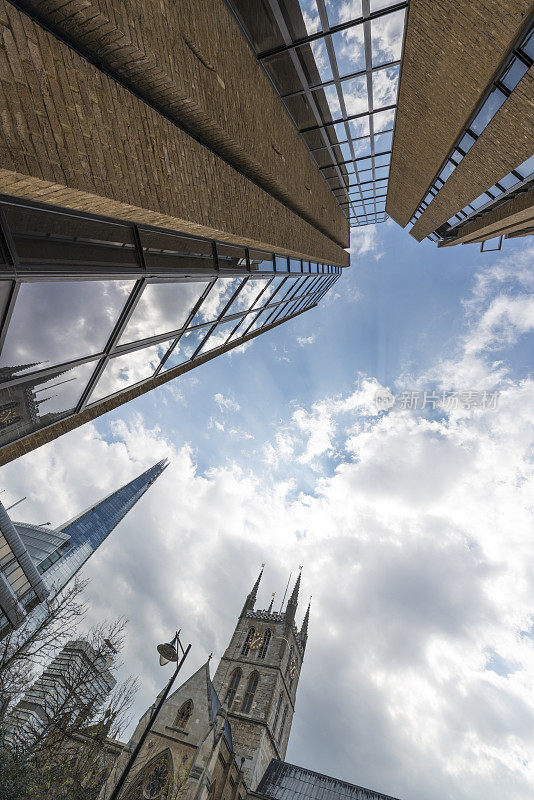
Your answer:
(299, 597), (311, 649)
(284, 567), (302, 624)
(240, 565), (264, 616)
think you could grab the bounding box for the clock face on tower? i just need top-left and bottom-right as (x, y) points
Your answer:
(249, 631), (265, 651)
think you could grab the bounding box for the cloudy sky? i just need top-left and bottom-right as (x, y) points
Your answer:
(3, 221), (534, 800)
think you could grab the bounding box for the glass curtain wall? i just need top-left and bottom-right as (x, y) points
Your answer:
(0, 197), (341, 451)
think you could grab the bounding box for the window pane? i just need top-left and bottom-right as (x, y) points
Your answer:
(198, 320), (240, 354)
(261, 277), (287, 306)
(342, 76), (369, 115)
(89, 343), (167, 403)
(0, 361), (96, 447)
(248, 308), (275, 333)
(500, 56), (528, 91)
(275, 256), (289, 272)
(470, 88), (507, 135)
(373, 107), (395, 132)
(140, 230), (214, 270)
(249, 250), (274, 272)
(326, 0), (362, 25)
(189, 277), (243, 325)
(371, 9), (405, 66)
(332, 24), (365, 78)
(372, 65), (399, 108)
(223, 278), (270, 317)
(216, 243), (247, 269)
(0, 280), (133, 375)
(119, 280), (210, 344)
(162, 328), (211, 370)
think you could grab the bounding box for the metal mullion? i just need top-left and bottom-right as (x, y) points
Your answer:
(0, 352), (102, 391)
(321, 148), (391, 169)
(314, 277), (338, 304)
(75, 278), (147, 412)
(360, 0), (377, 221)
(247, 275), (275, 313)
(0, 280), (19, 355)
(316, 0), (368, 223)
(264, 0), (353, 210)
(0, 208), (19, 267)
(257, 2), (409, 59)
(280, 58), (401, 100)
(299, 103), (396, 134)
(218, 276), (250, 320)
(153, 278), (217, 376)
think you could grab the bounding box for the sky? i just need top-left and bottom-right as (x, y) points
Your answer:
(2, 220), (534, 800)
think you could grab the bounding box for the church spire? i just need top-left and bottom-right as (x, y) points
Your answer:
(240, 565), (264, 616)
(299, 597), (311, 649)
(267, 592), (276, 613)
(284, 568), (302, 624)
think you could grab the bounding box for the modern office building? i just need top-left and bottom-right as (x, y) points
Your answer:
(0, 459), (167, 638)
(0, 1), (532, 466)
(0, 0), (349, 465)
(4, 638), (116, 746)
(98, 569), (401, 800)
(386, 1), (534, 248)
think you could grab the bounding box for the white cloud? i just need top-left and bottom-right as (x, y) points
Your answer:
(296, 335), (316, 347)
(3, 244), (534, 800)
(214, 392), (241, 412)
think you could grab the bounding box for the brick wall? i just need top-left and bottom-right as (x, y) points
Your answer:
(387, 0), (533, 228)
(439, 185), (534, 246)
(410, 67), (534, 241)
(17, 0), (348, 249)
(0, 2), (349, 265)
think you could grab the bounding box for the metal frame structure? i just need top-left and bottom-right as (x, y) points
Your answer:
(226, 0), (408, 228)
(0, 195), (340, 453)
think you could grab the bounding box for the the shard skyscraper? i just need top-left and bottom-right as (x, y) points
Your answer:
(0, 459), (168, 639)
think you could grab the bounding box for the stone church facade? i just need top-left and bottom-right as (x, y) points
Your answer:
(99, 570), (400, 800)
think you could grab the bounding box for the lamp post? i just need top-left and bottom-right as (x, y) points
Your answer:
(108, 630), (191, 800)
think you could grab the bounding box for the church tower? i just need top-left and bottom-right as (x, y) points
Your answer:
(212, 568), (309, 791)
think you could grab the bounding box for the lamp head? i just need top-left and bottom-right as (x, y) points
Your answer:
(157, 636), (179, 666)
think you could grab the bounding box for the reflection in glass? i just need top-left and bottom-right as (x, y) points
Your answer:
(0, 280), (133, 376)
(198, 320), (240, 354)
(372, 65), (399, 109)
(332, 26), (365, 77)
(89, 343), (167, 403)
(0, 361), (96, 447)
(162, 328), (211, 370)
(249, 250), (274, 271)
(371, 10), (405, 67)
(248, 308), (275, 333)
(119, 280), (209, 344)
(261, 277), (286, 306)
(223, 279), (270, 317)
(189, 277), (243, 326)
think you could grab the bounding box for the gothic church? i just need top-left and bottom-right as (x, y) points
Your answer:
(100, 569), (400, 800)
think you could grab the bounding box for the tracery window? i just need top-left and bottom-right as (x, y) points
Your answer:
(174, 699), (193, 729)
(272, 692), (283, 732)
(240, 627), (254, 656)
(257, 629), (271, 659)
(277, 704), (288, 746)
(241, 671), (259, 713)
(123, 750), (172, 800)
(224, 668), (242, 708)
(285, 646), (293, 677)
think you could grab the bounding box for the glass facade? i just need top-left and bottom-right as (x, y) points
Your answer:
(257, 760), (401, 800)
(228, 0), (408, 227)
(36, 459), (168, 595)
(0, 197), (341, 454)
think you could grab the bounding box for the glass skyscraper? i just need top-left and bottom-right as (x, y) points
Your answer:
(0, 459), (167, 639)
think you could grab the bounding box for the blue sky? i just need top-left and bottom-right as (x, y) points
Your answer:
(3, 222), (534, 800)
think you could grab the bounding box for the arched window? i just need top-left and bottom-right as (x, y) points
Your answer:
(257, 629), (271, 659)
(224, 668), (242, 708)
(277, 704), (289, 746)
(124, 750), (172, 800)
(272, 692), (283, 732)
(241, 671), (259, 713)
(174, 699), (193, 729)
(285, 646), (293, 677)
(240, 627), (254, 656)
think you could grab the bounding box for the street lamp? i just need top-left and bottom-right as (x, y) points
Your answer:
(108, 630), (191, 800)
